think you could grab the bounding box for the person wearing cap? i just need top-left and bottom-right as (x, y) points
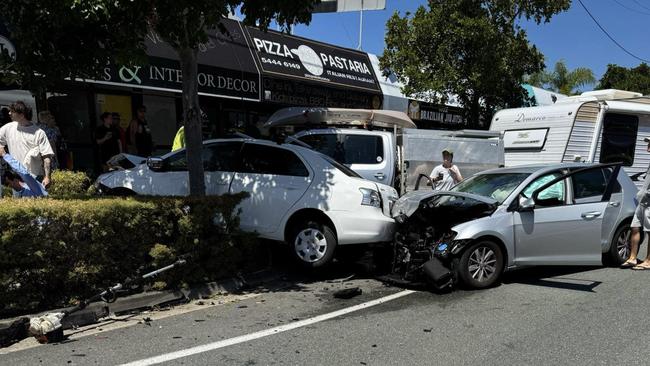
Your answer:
(430, 148), (463, 191)
(623, 136), (650, 269)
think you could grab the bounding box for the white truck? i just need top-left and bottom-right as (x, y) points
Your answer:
(489, 89), (650, 185)
(265, 108), (505, 194)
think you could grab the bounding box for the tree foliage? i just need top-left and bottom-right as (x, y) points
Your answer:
(526, 60), (595, 95)
(380, 0), (570, 127)
(1, 0), (319, 196)
(597, 63), (650, 95)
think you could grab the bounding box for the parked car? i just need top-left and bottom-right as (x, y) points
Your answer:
(96, 138), (398, 268)
(389, 163), (637, 289)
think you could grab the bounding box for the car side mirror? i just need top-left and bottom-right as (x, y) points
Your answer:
(518, 196), (535, 212)
(147, 157), (164, 172)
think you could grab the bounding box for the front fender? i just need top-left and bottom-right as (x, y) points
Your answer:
(450, 212), (514, 265)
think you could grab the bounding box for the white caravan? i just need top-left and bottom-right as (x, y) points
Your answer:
(490, 89), (650, 184)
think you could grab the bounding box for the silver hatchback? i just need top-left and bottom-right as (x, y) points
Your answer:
(390, 163), (638, 289)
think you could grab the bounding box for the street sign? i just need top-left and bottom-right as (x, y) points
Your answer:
(312, 0), (386, 13)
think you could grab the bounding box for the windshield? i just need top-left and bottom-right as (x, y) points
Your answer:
(451, 173), (530, 203)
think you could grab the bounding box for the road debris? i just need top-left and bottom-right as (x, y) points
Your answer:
(333, 287), (362, 299)
(26, 257), (188, 344)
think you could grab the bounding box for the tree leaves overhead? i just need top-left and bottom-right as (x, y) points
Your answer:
(0, 0), (151, 92)
(380, 0), (570, 126)
(526, 60), (595, 95)
(598, 63), (650, 95)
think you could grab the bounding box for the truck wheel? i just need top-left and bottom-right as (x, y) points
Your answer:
(289, 220), (337, 268)
(456, 240), (504, 289)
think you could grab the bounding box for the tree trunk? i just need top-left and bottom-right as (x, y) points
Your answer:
(178, 47), (206, 196)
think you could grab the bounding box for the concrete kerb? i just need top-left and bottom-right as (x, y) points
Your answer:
(0, 268), (282, 347)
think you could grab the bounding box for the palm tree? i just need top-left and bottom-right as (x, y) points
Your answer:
(526, 60), (596, 95)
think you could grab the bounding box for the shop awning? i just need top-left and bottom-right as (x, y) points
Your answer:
(92, 18), (262, 101)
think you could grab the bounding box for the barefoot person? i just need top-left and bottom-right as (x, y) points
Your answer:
(623, 137), (650, 269)
(430, 148), (463, 191)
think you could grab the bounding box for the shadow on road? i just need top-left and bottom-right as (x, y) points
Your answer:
(502, 266), (603, 292)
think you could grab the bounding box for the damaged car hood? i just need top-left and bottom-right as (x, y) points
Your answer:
(392, 190), (499, 218)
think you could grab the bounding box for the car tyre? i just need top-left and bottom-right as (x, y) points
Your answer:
(289, 220), (337, 269)
(605, 223), (643, 266)
(457, 240), (504, 289)
(108, 187), (137, 196)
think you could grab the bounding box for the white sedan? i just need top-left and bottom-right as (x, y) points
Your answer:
(96, 138), (398, 267)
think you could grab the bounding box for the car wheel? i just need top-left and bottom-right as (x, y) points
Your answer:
(457, 240), (504, 289)
(606, 223), (643, 266)
(290, 220), (337, 268)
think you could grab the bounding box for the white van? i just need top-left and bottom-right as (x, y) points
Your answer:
(490, 89), (650, 184)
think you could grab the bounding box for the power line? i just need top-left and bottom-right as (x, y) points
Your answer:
(577, 0), (650, 63)
(631, 0), (650, 12)
(611, 0), (650, 16)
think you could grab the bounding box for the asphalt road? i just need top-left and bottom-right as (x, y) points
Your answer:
(4, 261), (650, 366)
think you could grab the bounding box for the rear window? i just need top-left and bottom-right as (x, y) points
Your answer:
(240, 144), (309, 177)
(299, 134), (384, 165)
(321, 154), (362, 178)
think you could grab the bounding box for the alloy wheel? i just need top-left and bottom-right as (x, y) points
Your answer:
(468, 246), (497, 282)
(617, 227), (632, 260)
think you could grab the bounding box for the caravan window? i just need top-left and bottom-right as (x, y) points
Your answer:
(599, 113), (639, 166)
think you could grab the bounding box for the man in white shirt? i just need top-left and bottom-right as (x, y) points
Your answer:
(0, 101), (54, 187)
(430, 148), (463, 191)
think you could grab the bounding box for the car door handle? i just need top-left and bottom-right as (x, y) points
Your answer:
(374, 173), (385, 180)
(608, 201), (620, 207)
(581, 211), (602, 220)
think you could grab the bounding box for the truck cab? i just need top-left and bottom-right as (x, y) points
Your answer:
(293, 128), (396, 186)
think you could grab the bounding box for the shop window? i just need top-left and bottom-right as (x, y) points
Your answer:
(599, 113), (638, 166)
(143, 94), (177, 155)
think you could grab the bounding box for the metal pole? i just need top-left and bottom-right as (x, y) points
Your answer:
(358, 0), (364, 50)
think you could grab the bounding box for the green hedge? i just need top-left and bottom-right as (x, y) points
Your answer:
(48, 170), (93, 198)
(0, 193), (261, 317)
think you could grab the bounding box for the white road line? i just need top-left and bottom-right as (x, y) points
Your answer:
(120, 289), (416, 366)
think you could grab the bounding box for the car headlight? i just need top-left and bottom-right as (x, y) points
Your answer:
(360, 188), (381, 208)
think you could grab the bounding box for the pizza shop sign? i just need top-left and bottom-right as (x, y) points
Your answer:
(245, 27), (380, 92)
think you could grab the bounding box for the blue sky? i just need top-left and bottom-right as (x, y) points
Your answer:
(288, 0), (650, 88)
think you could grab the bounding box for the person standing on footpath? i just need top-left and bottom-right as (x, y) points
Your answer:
(0, 101), (55, 187)
(430, 148), (463, 191)
(621, 137), (650, 269)
(37, 110), (62, 170)
(95, 112), (122, 172)
(128, 106), (153, 157)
